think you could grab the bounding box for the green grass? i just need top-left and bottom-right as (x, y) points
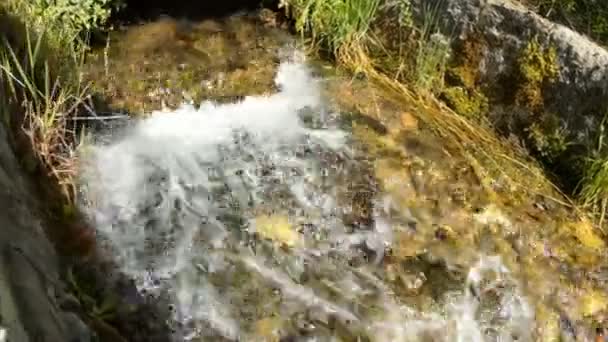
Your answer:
(411, 0), (451, 93)
(284, 0), (380, 53)
(577, 115), (608, 227)
(0, 25), (87, 202)
(0, 0), (108, 202)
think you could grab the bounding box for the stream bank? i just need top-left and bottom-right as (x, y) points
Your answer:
(2, 0), (608, 340)
(77, 5), (608, 341)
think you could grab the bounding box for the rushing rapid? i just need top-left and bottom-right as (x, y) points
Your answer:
(78, 56), (534, 341)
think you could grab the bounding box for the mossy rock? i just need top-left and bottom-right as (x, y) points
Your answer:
(440, 86), (489, 120)
(445, 34), (486, 89)
(514, 37), (558, 111)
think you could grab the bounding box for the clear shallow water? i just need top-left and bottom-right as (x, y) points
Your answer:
(78, 55), (535, 341)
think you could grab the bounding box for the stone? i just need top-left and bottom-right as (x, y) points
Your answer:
(403, 0), (608, 136)
(0, 122), (91, 341)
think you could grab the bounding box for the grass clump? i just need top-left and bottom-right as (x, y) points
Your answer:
(0, 33), (87, 201)
(577, 116), (608, 226)
(282, 0), (380, 53)
(410, 1), (451, 93)
(0, 0), (123, 204)
(0, 5), (89, 204)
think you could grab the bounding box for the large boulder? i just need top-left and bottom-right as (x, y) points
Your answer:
(409, 0), (608, 135)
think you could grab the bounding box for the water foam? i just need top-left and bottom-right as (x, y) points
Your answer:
(79, 58), (535, 341)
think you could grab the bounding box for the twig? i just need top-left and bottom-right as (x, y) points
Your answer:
(69, 115), (129, 121)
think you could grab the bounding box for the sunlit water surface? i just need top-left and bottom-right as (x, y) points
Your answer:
(78, 57), (534, 342)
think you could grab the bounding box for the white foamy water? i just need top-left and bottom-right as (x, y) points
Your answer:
(78, 58), (535, 341)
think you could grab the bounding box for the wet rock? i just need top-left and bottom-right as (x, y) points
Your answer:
(0, 124), (91, 341)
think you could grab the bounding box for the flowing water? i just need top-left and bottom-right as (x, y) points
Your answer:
(77, 12), (608, 342)
(78, 56), (537, 341)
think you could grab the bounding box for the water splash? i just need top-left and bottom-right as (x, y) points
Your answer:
(78, 58), (535, 341)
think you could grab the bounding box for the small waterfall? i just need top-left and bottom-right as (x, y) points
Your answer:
(78, 56), (535, 341)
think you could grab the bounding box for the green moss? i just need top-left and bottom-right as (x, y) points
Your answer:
(445, 34), (485, 89)
(440, 34), (490, 119)
(515, 37), (558, 111)
(441, 86), (489, 120)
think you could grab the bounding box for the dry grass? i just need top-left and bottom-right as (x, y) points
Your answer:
(342, 45), (570, 203)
